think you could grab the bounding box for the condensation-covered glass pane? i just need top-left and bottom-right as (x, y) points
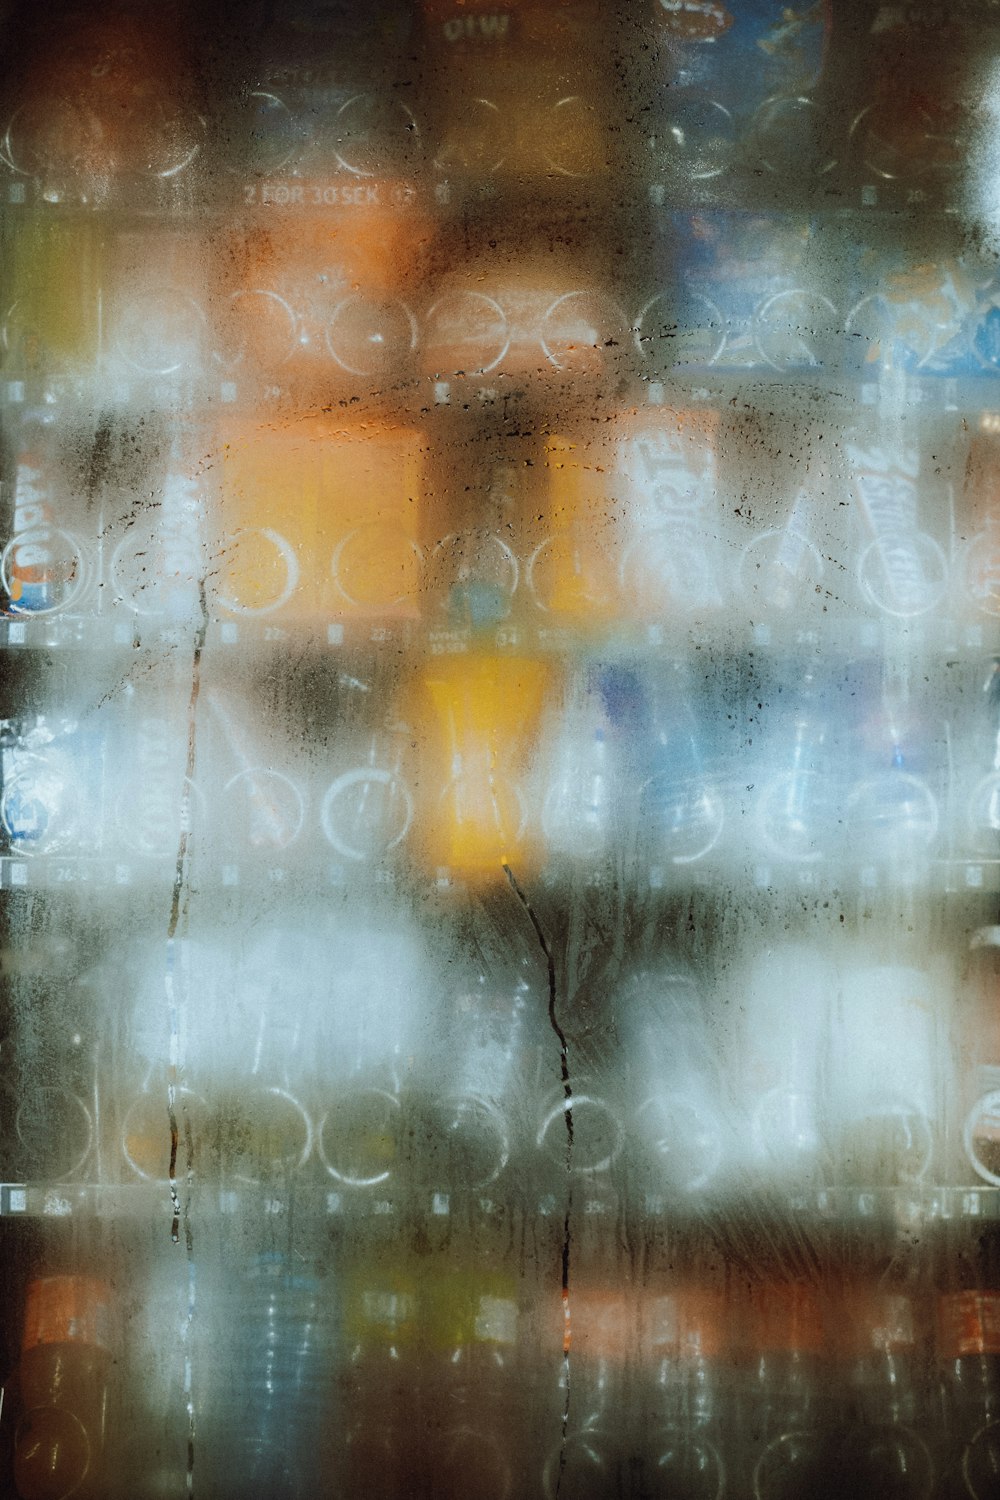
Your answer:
(3, 2), (1000, 1498)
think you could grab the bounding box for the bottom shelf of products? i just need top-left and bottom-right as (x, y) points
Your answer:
(1, 1207), (998, 1500)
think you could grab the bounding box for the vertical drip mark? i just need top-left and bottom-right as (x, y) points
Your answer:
(502, 861), (573, 1496)
(165, 942), (182, 1241)
(167, 582), (209, 938)
(164, 578), (208, 1499)
(184, 1098), (196, 1247)
(184, 1253), (197, 1499)
(166, 583), (207, 1234)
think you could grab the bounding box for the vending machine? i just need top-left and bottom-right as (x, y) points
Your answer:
(1, 2), (999, 1496)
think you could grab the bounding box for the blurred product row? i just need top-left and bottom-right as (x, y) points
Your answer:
(5, 407), (1000, 633)
(5, 911), (1000, 1197)
(1, 1247), (999, 1499)
(1, 0), (997, 213)
(3, 654), (1000, 879)
(7, 215), (1000, 398)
